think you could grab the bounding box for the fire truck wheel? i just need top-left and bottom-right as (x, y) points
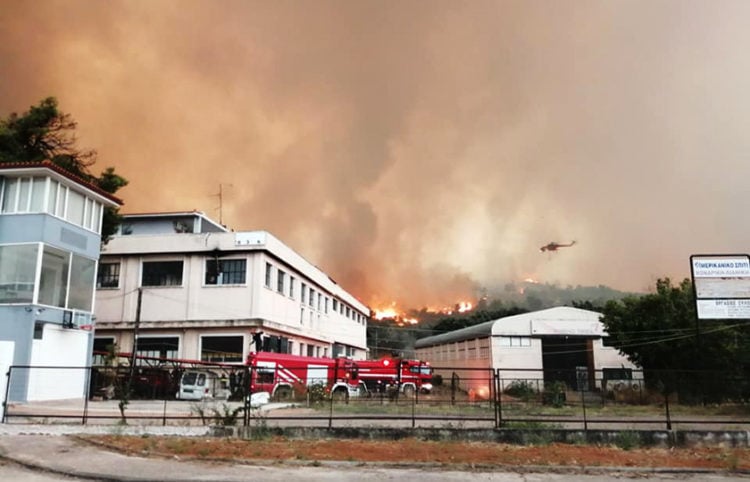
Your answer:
(402, 385), (416, 397)
(274, 386), (293, 401)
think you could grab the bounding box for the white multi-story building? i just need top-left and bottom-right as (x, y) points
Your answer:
(93, 211), (369, 364)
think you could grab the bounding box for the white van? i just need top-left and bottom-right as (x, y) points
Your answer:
(176, 371), (230, 401)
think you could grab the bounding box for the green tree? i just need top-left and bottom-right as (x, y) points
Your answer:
(600, 278), (750, 401)
(0, 97), (127, 241)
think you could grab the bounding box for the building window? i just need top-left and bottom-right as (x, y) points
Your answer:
(264, 263), (273, 287)
(324, 297), (329, 314)
(0, 244), (38, 303)
(277, 270), (285, 293)
(67, 190), (85, 226)
(200, 335), (243, 363)
(205, 259), (246, 285)
(38, 245), (69, 307)
(309, 288), (315, 308)
(68, 254), (96, 311)
(289, 276), (295, 298)
(1, 177), (18, 212)
(142, 261), (183, 287)
(317, 292), (321, 311)
(135, 336), (179, 360)
(92, 337), (115, 365)
(97, 262), (120, 288)
(332, 299), (338, 312)
(301, 283), (307, 303)
(499, 336), (531, 347)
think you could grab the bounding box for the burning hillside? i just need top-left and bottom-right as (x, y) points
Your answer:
(372, 300), (475, 325)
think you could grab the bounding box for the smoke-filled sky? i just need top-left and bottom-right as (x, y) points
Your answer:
(2, 1), (749, 309)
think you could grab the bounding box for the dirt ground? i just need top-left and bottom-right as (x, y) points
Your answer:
(82, 435), (750, 470)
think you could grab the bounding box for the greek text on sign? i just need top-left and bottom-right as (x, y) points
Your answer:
(692, 257), (750, 278)
(696, 299), (750, 319)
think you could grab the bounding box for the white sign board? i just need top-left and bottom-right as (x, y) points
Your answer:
(696, 299), (750, 319)
(691, 254), (750, 320)
(692, 257), (750, 278)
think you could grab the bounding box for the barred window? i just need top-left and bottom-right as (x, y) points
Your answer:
(205, 259), (246, 285)
(97, 262), (121, 288)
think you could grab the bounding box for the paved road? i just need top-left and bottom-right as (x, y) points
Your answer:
(1, 434), (749, 482)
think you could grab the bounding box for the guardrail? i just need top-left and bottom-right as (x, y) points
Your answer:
(3, 364), (749, 431)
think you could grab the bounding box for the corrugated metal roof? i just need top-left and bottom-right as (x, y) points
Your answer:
(414, 307), (602, 348)
(414, 319), (496, 348)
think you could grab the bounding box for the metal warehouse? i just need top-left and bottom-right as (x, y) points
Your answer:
(414, 306), (638, 395)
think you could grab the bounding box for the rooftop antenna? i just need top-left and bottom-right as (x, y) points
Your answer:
(213, 183), (233, 225)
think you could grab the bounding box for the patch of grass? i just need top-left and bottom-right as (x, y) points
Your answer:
(523, 431), (555, 446)
(613, 431), (641, 450)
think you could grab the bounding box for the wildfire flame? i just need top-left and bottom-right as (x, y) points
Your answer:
(372, 300), (475, 323)
(374, 307), (399, 320)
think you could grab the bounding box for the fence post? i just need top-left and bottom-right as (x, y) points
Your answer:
(162, 398), (168, 426)
(451, 373), (457, 406)
(2, 366), (12, 424)
(664, 391), (672, 430)
(580, 387), (588, 433)
(495, 370), (503, 429)
(82, 366), (91, 425)
(243, 365), (251, 427)
(328, 391), (334, 429)
(411, 393), (416, 429)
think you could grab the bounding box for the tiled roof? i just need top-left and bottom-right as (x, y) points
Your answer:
(0, 160), (123, 205)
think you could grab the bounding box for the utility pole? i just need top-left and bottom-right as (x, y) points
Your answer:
(128, 288), (143, 384)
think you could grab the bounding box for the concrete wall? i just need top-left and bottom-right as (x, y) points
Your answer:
(0, 214), (100, 258)
(27, 324), (90, 400)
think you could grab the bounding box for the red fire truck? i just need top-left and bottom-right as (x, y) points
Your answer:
(246, 352), (361, 400)
(357, 357), (433, 396)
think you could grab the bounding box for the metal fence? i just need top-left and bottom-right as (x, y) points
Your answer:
(3, 364), (750, 431)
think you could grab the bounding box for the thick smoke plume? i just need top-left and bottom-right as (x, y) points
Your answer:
(3, 1), (750, 309)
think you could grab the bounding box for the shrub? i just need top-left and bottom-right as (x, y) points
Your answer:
(504, 381), (537, 401)
(306, 382), (327, 404)
(542, 381), (566, 407)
